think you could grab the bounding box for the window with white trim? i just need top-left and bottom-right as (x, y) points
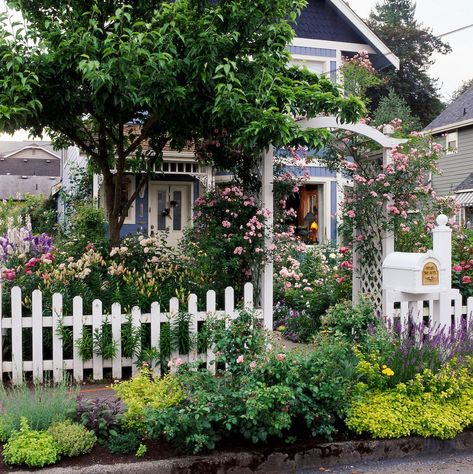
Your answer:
(446, 131), (458, 155)
(290, 58), (326, 75)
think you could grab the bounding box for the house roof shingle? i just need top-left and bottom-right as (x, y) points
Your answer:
(294, 0), (365, 43)
(425, 86), (473, 131)
(456, 172), (473, 192)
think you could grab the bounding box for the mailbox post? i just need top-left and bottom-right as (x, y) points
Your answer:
(382, 215), (455, 328)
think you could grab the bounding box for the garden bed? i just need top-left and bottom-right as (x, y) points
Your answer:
(3, 432), (473, 473)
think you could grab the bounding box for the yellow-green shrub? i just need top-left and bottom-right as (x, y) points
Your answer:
(114, 368), (184, 431)
(47, 420), (97, 457)
(346, 362), (473, 440)
(3, 418), (60, 468)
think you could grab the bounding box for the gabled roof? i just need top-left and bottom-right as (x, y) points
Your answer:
(0, 141), (56, 157)
(456, 172), (473, 192)
(295, 0), (399, 70)
(424, 85), (473, 133)
(4, 144), (60, 160)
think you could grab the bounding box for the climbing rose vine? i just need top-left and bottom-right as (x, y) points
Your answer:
(340, 134), (458, 268)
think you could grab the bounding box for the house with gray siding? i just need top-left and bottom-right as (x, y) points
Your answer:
(84, 0), (398, 244)
(424, 85), (473, 225)
(0, 140), (62, 200)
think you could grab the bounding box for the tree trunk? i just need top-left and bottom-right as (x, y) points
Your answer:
(102, 172), (121, 247)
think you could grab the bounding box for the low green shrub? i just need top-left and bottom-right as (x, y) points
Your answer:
(3, 417), (60, 468)
(107, 431), (142, 454)
(346, 362), (473, 439)
(114, 368), (184, 432)
(76, 396), (123, 442)
(321, 298), (378, 343)
(0, 381), (76, 439)
(48, 420), (97, 457)
(144, 311), (358, 453)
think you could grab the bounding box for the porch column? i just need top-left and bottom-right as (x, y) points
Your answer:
(261, 145), (274, 330)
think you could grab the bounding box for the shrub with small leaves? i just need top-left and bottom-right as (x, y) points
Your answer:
(48, 420), (97, 457)
(107, 430), (141, 454)
(76, 396), (123, 442)
(114, 367), (183, 432)
(3, 417), (60, 468)
(136, 443), (147, 457)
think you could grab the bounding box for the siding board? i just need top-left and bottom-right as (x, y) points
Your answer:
(432, 126), (473, 195)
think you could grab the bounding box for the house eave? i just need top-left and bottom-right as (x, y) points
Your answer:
(328, 0), (400, 70)
(424, 118), (473, 135)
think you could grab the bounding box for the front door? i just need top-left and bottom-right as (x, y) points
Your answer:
(150, 183), (191, 246)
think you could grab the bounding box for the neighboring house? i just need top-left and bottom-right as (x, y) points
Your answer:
(424, 85), (473, 226)
(0, 140), (62, 200)
(83, 0), (398, 242)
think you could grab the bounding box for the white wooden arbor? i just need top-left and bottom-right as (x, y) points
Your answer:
(260, 116), (405, 328)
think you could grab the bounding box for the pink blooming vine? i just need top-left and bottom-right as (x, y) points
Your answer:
(340, 134), (458, 266)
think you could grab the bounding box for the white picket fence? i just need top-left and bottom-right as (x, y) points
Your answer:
(389, 294), (473, 330)
(0, 283), (261, 384)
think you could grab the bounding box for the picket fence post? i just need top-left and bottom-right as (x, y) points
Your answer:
(11, 286), (22, 385)
(168, 297), (179, 372)
(131, 306), (141, 376)
(72, 296), (83, 382)
(111, 302), (122, 380)
(188, 294), (198, 364)
(206, 290), (216, 374)
(32, 289), (43, 383)
(52, 293), (64, 383)
(92, 299), (103, 381)
(150, 301), (161, 376)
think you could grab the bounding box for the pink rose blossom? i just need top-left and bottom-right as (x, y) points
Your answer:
(276, 353), (286, 361)
(236, 355), (244, 364)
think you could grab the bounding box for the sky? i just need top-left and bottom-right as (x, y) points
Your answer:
(347, 0), (473, 101)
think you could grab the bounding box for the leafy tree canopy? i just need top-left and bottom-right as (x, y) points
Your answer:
(366, 0), (450, 127)
(0, 0), (363, 243)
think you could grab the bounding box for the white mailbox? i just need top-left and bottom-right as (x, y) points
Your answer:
(382, 250), (445, 294)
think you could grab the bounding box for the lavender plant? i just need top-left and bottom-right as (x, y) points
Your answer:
(373, 318), (473, 386)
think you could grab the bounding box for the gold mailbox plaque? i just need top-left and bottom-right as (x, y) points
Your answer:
(422, 262), (439, 285)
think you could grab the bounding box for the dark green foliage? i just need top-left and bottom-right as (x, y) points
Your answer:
(171, 312), (193, 355)
(67, 203), (108, 254)
(144, 311), (357, 453)
(75, 327), (94, 361)
(93, 321), (118, 360)
(372, 89), (422, 132)
(121, 316), (142, 358)
(366, 0), (451, 126)
(0, 0), (363, 243)
(107, 430), (141, 454)
(321, 298), (378, 343)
